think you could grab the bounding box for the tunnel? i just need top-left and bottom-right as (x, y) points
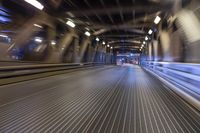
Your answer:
(0, 0), (200, 133)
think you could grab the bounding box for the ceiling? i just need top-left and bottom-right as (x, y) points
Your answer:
(58, 0), (173, 52)
(1, 0), (175, 53)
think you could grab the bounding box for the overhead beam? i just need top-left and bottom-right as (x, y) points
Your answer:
(93, 27), (146, 36)
(102, 36), (145, 42)
(111, 43), (141, 46)
(114, 46), (140, 48)
(124, 12), (161, 25)
(99, 35), (141, 38)
(90, 23), (153, 29)
(66, 3), (169, 17)
(108, 39), (142, 44)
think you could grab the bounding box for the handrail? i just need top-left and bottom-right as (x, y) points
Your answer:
(0, 62), (105, 79)
(145, 61), (200, 76)
(0, 62), (103, 71)
(143, 61), (200, 110)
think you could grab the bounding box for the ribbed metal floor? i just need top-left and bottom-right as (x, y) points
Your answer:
(0, 65), (200, 133)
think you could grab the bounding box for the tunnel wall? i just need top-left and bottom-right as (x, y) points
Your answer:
(144, 1), (200, 63)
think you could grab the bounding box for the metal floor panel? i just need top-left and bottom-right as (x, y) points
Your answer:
(0, 66), (200, 133)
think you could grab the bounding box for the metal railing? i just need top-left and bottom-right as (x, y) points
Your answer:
(143, 61), (200, 110)
(0, 62), (104, 79)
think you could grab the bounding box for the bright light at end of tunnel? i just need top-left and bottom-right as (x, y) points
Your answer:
(154, 16), (161, 24)
(85, 31), (91, 37)
(96, 37), (100, 42)
(148, 29), (153, 35)
(66, 20), (76, 28)
(24, 0), (44, 10)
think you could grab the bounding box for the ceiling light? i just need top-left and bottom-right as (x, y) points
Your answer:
(24, 0), (44, 10)
(96, 37), (100, 42)
(66, 20), (75, 28)
(143, 41), (146, 44)
(102, 41), (105, 45)
(154, 16), (161, 24)
(107, 44), (110, 47)
(51, 40), (56, 45)
(85, 31), (91, 36)
(35, 38), (42, 43)
(145, 36), (148, 41)
(34, 24), (43, 28)
(111, 47), (113, 49)
(0, 34), (8, 38)
(148, 29), (153, 35)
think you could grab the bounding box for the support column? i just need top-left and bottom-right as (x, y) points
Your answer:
(160, 30), (173, 61)
(92, 44), (99, 63)
(79, 38), (90, 63)
(4, 12), (55, 61)
(102, 45), (107, 63)
(96, 44), (104, 62)
(152, 40), (158, 61)
(73, 37), (80, 63)
(86, 43), (93, 62)
(147, 42), (154, 61)
(46, 30), (75, 63)
(45, 24), (56, 61)
(177, 9), (200, 63)
(110, 48), (114, 64)
(105, 46), (112, 64)
(8, 12), (53, 50)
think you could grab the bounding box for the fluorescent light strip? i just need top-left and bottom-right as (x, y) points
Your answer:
(85, 31), (91, 36)
(34, 24), (43, 28)
(154, 16), (161, 24)
(66, 20), (75, 28)
(145, 36), (148, 41)
(35, 38), (42, 43)
(24, 0), (44, 10)
(0, 34), (8, 38)
(96, 37), (100, 42)
(148, 29), (153, 35)
(51, 40), (56, 45)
